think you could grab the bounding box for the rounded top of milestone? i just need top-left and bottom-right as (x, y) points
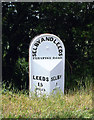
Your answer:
(29, 33), (65, 60)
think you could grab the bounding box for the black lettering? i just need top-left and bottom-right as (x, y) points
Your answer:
(42, 77), (45, 81)
(59, 54), (62, 56)
(36, 88), (46, 91)
(33, 47), (37, 50)
(44, 89), (46, 91)
(57, 75), (59, 79)
(34, 42), (39, 47)
(56, 82), (58, 86)
(41, 38), (45, 42)
(46, 37), (50, 41)
(38, 82), (43, 87)
(51, 76), (55, 81)
(32, 51), (37, 54)
(58, 49), (63, 56)
(53, 76), (56, 80)
(56, 42), (60, 46)
(33, 75), (35, 79)
(36, 76), (38, 80)
(32, 51), (36, 56)
(58, 46), (62, 49)
(51, 75), (62, 81)
(59, 49), (63, 53)
(53, 39), (57, 44)
(36, 40), (41, 44)
(59, 75), (61, 79)
(46, 77), (49, 82)
(39, 76), (41, 80)
(33, 75), (50, 82)
(50, 37), (53, 41)
(58, 75), (60, 79)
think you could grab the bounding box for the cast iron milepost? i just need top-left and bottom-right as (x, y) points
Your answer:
(29, 33), (65, 97)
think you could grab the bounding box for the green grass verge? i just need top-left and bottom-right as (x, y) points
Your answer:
(1, 87), (93, 119)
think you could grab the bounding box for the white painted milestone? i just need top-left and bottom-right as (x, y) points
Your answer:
(29, 33), (65, 96)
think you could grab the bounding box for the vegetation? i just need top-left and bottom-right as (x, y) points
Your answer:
(2, 2), (94, 119)
(2, 84), (93, 118)
(2, 2), (94, 90)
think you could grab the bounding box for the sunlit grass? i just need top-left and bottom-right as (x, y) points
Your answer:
(2, 86), (93, 118)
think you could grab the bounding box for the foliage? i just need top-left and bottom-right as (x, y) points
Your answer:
(2, 2), (94, 90)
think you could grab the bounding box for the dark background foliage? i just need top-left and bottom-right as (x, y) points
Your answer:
(2, 2), (94, 90)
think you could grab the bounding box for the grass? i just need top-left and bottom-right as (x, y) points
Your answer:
(1, 86), (94, 118)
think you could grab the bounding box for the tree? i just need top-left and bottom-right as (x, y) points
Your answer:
(2, 2), (94, 90)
